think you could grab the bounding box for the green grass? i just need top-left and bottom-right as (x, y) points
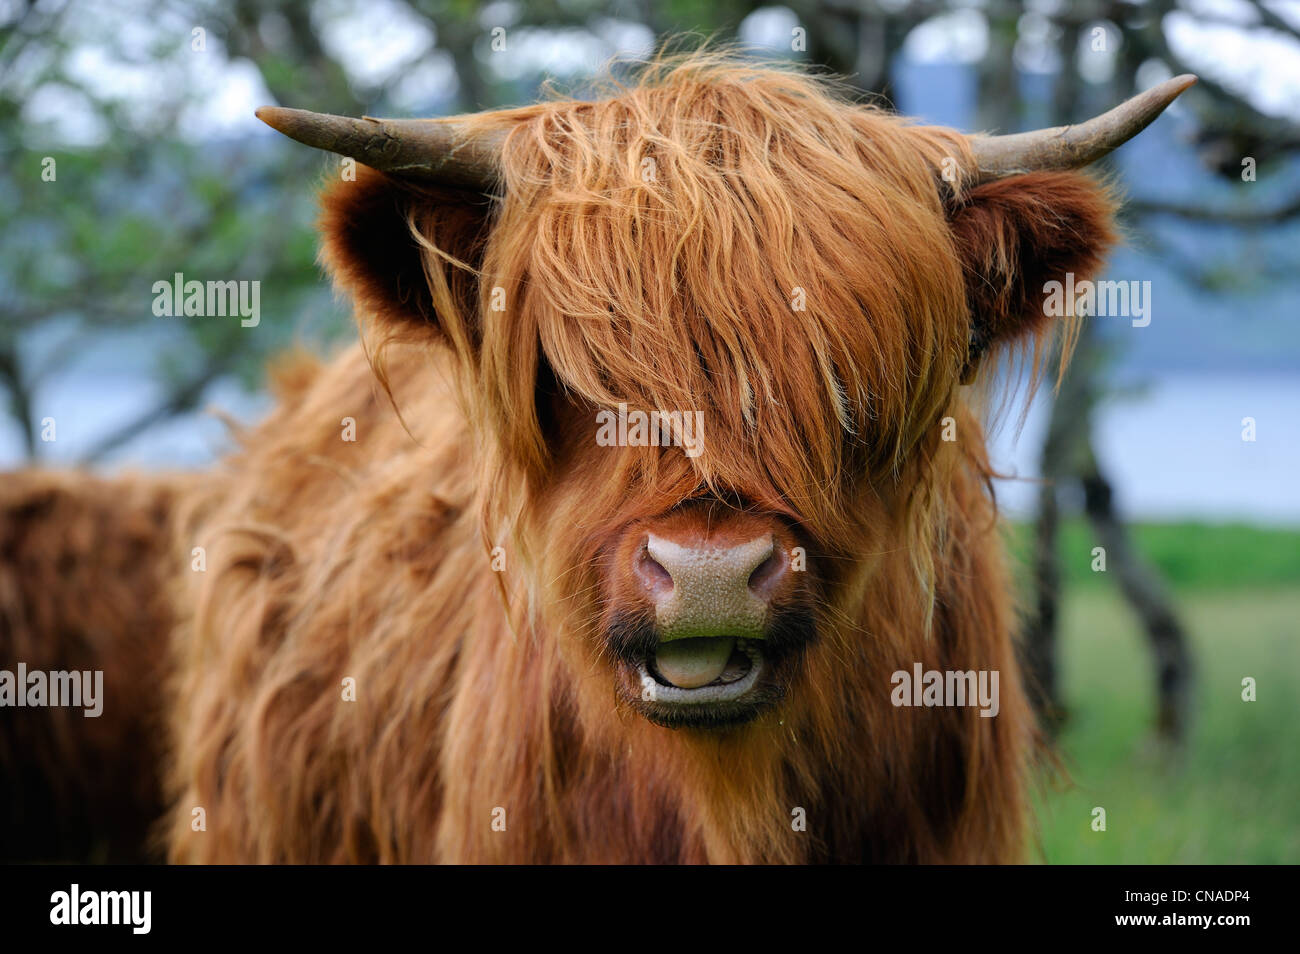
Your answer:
(1006, 519), (1300, 590)
(1031, 584), (1300, 863)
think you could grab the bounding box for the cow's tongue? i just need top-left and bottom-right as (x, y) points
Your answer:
(654, 637), (735, 689)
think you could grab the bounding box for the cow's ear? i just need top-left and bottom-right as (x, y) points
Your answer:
(318, 165), (491, 344)
(946, 171), (1118, 379)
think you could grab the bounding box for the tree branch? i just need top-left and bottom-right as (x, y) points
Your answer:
(76, 358), (230, 466)
(1128, 193), (1300, 223)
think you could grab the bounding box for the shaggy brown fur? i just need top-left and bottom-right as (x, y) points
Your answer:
(0, 471), (186, 860)
(5, 56), (1120, 863)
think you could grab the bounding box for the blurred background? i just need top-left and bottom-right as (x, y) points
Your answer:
(1, 0), (1296, 862)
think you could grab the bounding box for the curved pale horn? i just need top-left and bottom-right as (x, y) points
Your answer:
(969, 74), (1197, 183)
(255, 106), (505, 191)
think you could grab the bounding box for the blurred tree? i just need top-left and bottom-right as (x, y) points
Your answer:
(0, 0), (337, 463)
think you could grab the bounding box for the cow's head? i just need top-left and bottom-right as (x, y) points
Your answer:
(261, 57), (1192, 731)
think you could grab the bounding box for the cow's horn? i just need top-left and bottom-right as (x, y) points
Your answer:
(255, 106), (505, 192)
(969, 74), (1197, 183)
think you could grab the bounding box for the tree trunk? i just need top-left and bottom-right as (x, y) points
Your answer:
(1023, 478), (1065, 736)
(1079, 445), (1196, 743)
(1024, 317), (1195, 744)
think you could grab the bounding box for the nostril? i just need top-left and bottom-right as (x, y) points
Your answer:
(635, 544), (674, 600)
(747, 545), (789, 598)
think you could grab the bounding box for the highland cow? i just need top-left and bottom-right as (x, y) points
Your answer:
(0, 56), (1194, 863)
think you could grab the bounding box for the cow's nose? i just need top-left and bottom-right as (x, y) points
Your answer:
(636, 533), (786, 640)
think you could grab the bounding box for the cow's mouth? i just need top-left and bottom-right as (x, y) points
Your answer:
(638, 636), (763, 702)
(606, 608), (813, 729)
(617, 634), (784, 729)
